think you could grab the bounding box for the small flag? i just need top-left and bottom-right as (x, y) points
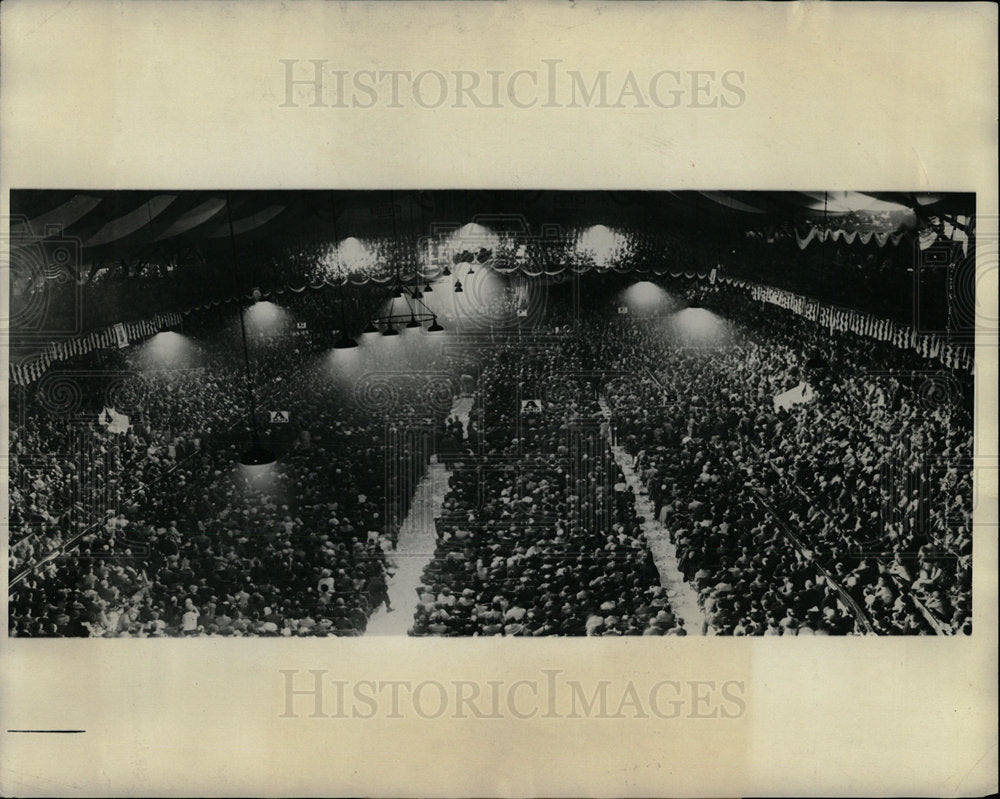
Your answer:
(98, 406), (131, 434)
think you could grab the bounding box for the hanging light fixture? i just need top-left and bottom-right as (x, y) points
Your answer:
(424, 282), (433, 293)
(427, 316), (444, 332)
(363, 320), (379, 335)
(240, 442), (277, 466)
(454, 279), (464, 293)
(226, 192), (275, 469)
(333, 332), (358, 349)
(442, 265), (452, 277)
(364, 195), (442, 335)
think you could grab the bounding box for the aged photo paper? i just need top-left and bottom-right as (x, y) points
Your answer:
(1, 1), (997, 796)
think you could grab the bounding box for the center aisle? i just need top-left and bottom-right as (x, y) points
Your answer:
(449, 395), (474, 437)
(599, 399), (711, 635)
(366, 394), (471, 636)
(364, 459), (451, 636)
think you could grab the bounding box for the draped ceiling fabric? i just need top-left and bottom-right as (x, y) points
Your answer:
(13, 194), (104, 239)
(84, 195), (178, 247)
(154, 197), (227, 241)
(699, 191), (767, 214)
(8, 188), (972, 250)
(205, 205), (286, 238)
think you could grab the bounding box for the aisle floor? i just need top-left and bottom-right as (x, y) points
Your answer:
(600, 401), (711, 635)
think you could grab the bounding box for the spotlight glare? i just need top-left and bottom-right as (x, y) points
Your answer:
(622, 281), (672, 315)
(244, 300), (286, 330)
(577, 225), (626, 267)
(671, 307), (725, 341)
(143, 331), (194, 367)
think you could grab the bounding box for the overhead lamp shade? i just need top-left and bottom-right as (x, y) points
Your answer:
(411, 288), (423, 299)
(240, 443), (276, 467)
(442, 265), (452, 277)
(406, 316), (421, 329)
(453, 280), (464, 293)
(333, 334), (358, 349)
(363, 321), (379, 335)
(424, 283), (433, 293)
(382, 324), (399, 337)
(427, 317), (444, 332)
(393, 285), (403, 298)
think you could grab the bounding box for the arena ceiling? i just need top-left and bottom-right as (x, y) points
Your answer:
(9, 189), (975, 270)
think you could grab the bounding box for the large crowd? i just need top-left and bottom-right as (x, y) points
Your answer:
(8, 291), (454, 637)
(599, 283), (972, 634)
(410, 336), (678, 636)
(8, 272), (974, 637)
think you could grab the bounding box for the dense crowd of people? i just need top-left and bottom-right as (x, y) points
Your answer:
(411, 339), (678, 636)
(599, 284), (972, 634)
(8, 292), (454, 637)
(8, 271), (974, 637)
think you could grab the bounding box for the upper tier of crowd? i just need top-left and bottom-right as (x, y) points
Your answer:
(12, 211), (964, 342)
